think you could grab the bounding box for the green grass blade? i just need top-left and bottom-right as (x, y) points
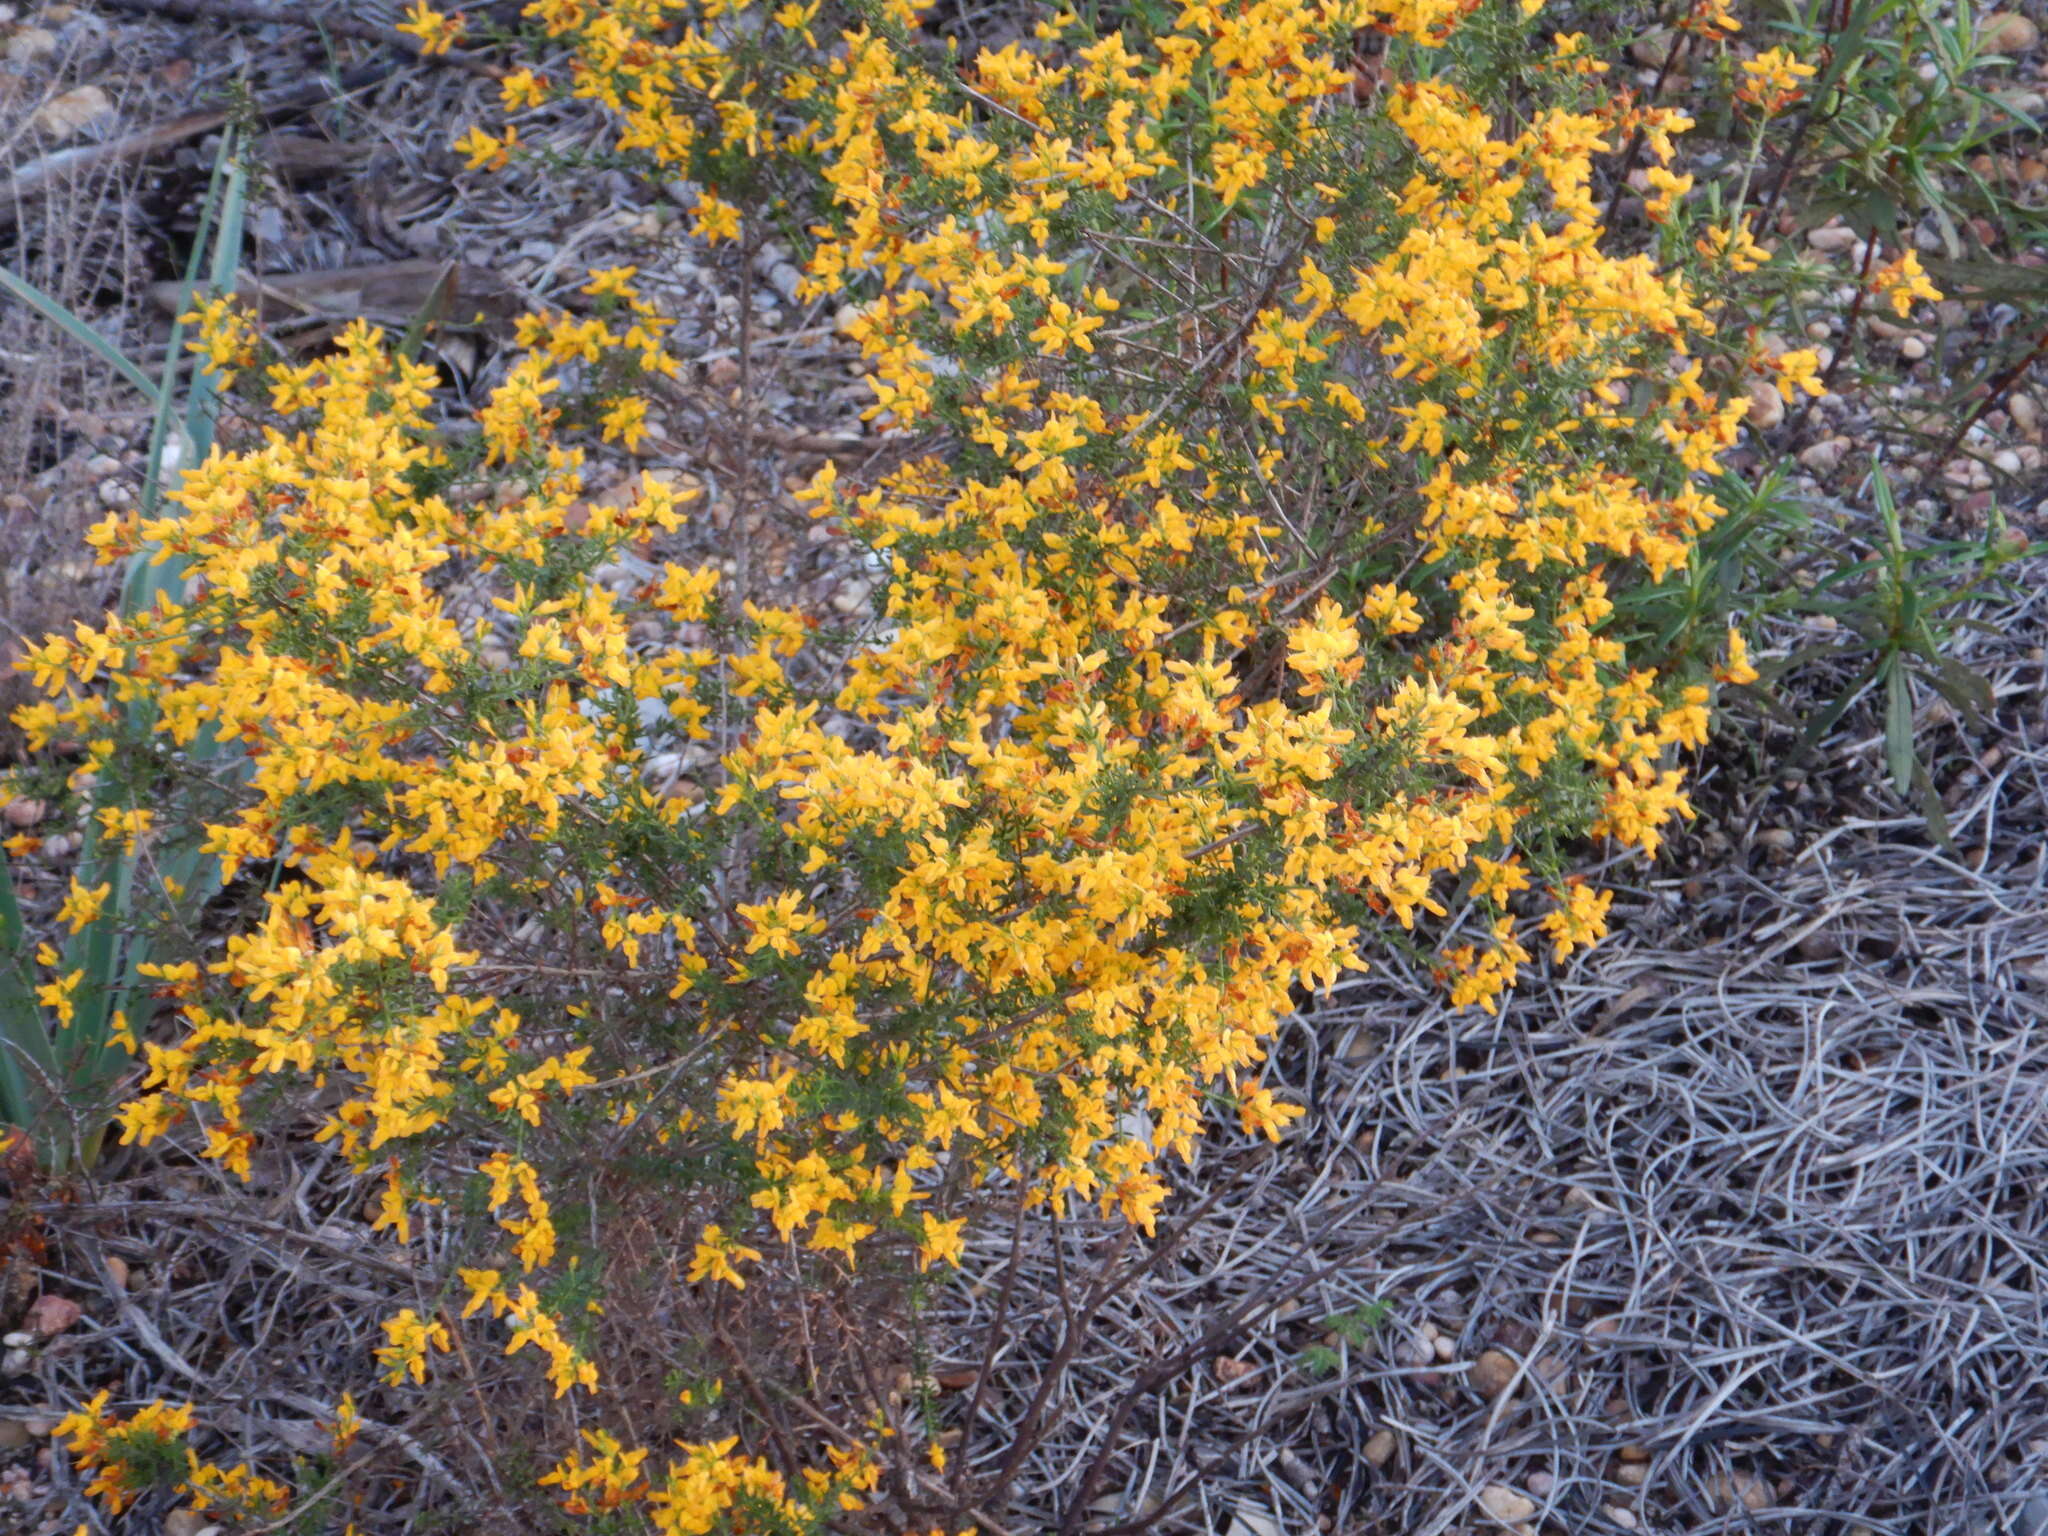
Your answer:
(184, 142), (249, 464)
(0, 264), (164, 408)
(10, 128), (250, 1169)
(0, 858), (61, 1138)
(139, 125), (237, 538)
(76, 135), (247, 1108)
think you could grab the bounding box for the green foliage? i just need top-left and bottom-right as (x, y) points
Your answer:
(1298, 1300), (1392, 1377)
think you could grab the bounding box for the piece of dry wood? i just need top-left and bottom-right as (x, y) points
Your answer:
(83, 0), (501, 77)
(146, 258), (523, 330)
(0, 61), (392, 234)
(254, 130), (367, 181)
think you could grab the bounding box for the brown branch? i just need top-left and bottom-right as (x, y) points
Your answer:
(1933, 323), (2048, 468)
(84, 0), (502, 75)
(1, 61), (397, 234)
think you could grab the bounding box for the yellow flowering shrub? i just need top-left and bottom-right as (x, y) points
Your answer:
(11, 0), (1870, 1525)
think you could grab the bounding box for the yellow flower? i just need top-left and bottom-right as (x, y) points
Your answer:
(458, 1267), (505, 1318)
(454, 123), (516, 171)
(687, 1225), (765, 1288)
(1237, 1086), (1304, 1142)
(1539, 880), (1614, 962)
(328, 1392), (363, 1454)
(1736, 47), (1817, 114)
(1643, 165), (1693, 223)
(396, 2), (466, 56)
(1471, 855), (1529, 904)
(1697, 223), (1769, 273)
(1870, 248), (1942, 318)
(690, 191), (742, 244)
(718, 1070), (795, 1142)
(500, 67), (550, 110)
(375, 1308), (451, 1385)
(94, 805), (153, 853)
(1717, 626), (1760, 686)
(915, 1213), (967, 1271)
(57, 878), (110, 934)
(735, 890), (825, 958)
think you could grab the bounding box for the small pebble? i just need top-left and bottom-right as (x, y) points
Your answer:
(1745, 379), (1786, 430)
(1798, 438), (1848, 473)
(1471, 1349), (1519, 1397)
(5, 25), (57, 62)
(1900, 336), (1927, 361)
(1627, 28), (1672, 67)
(1983, 11), (2039, 52)
(1707, 1471), (1773, 1512)
(1364, 1429), (1397, 1467)
(1478, 1485), (1536, 1523)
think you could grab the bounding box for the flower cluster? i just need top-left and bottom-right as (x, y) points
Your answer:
(17, 0), (1818, 1524)
(54, 1393), (289, 1521)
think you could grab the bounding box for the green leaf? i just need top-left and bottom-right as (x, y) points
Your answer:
(398, 261), (458, 364)
(1884, 662), (1916, 794)
(1931, 654), (1993, 719)
(141, 125), (243, 541)
(186, 139), (249, 464)
(1912, 761), (1957, 853)
(1917, 257), (2048, 302)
